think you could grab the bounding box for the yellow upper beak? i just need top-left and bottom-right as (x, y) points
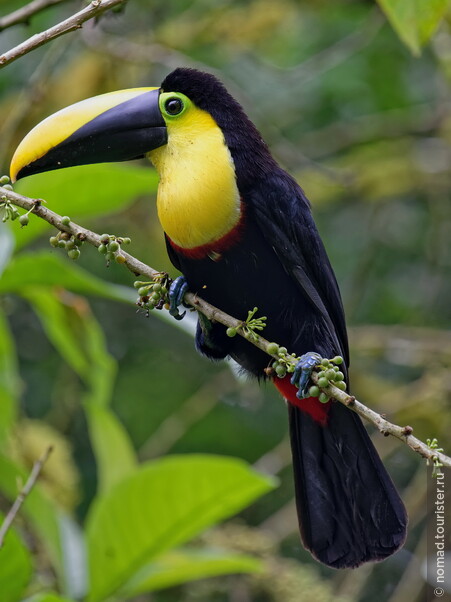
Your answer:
(10, 87), (165, 182)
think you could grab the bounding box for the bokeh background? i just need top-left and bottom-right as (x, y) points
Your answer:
(0, 1), (451, 601)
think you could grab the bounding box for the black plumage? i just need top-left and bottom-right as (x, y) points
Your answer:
(162, 68), (407, 569)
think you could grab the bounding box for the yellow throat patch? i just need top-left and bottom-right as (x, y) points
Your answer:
(149, 101), (241, 250)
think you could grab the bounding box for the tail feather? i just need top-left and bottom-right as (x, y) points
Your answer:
(287, 399), (407, 568)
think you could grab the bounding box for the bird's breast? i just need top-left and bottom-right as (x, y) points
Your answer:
(150, 118), (242, 252)
(167, 206), (245, 259)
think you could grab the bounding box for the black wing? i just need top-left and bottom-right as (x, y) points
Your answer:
(248, 169), (349, 366)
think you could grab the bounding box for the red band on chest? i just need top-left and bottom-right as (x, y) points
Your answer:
(168, 203), (245, 260)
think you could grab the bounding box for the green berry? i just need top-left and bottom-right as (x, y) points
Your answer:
(278, 346), (288, 356)
(66, 239), (75, 250)
(10, 208), (19, 220)
(319, 392), (329, 404)
(332, 356), (343, 365)
(317, 371), (326, 379)
(160, 286), (168, 294)
(325, 369), (335, 380)
(138, 286), (150, 297)
(134, 280), (147, 288)
(58, 240), (66, 248)
(122, 237), (131, 244)
(115, 254), (126, 264)
(0, 175), (10, 185)
(105, 252), (115, 261)
(226, 327), (237, 337)
(98, 244), (108, 254)
(308, 385), (320, 397)
(109, 241), (119, 252)
(67, 248), (80, 260)
(267, 342), (279, 355)
(271, 361), (280, 369)
(2, 184), (13, 191)
(320, 358), (329, 367)
(334, 371), (344, 382)
(49, 236), (58, 247)
(19, 214), (29, 226)
(153, 283), (162, 292)
(318, 377), (329, 388)
(151, 292), (160, 302)
(61, 216), (70, 226)
(74, 237), (83, 246)
(336, 381), (347, 391)
(275, 364), (287, 378)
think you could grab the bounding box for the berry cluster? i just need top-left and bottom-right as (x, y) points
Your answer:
(266, 344), (300, 379)
(264, 345), (346, 403)
(98, 233), (130, 266)
(134, 275), (170, 314)
(306, 356), (346, 403)
(0, 175), (30, 226)
(49, 218), (84, 260)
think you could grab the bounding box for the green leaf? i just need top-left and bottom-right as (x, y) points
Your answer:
(22, 287), (135, 492)
(0, 453), (64, 581)
(377, 0), (449, 55)
(86, 455), (276, 601)
(22, 287), (116, 399)
(0, 251), (133, 303)
(122, 547), (262, 597)
(0, 309), (19, 443)
(0, 516), (32, 602)
(84, 403), (137, 494)
(13, 163), (157, 249)
(26, 594), (74, 602)
(24, 288), (95, 383)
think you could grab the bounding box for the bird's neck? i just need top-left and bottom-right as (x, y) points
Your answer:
(149, 115), (242, 251)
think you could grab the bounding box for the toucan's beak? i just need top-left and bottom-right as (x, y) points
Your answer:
(10, 87), (167, 182)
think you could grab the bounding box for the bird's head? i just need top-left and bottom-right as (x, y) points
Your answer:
(10, 68), (273, 187)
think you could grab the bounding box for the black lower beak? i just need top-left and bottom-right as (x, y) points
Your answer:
(11, 88), (167, 181)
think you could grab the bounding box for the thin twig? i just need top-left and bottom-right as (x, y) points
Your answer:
(0, 445), (53, 548)
(2, 184), (451, 469)
(0, 0), (67, 32)
(0, 0), (127, 68)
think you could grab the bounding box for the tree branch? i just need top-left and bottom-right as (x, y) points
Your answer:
(0, 0), (127, 68)
(2, 184), (450, 469)
(0, 445), (53, 548)
(0, 0), (67, 32)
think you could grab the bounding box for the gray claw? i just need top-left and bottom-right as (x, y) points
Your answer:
(169, 276), (189, 320)
(291, 352), (322, 398)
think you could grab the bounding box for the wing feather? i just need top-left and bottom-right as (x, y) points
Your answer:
(248, 170), (349, 365)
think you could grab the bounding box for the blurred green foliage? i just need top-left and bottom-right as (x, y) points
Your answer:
(0, 0), (450, 601)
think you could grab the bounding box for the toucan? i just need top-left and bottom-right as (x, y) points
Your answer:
(10, 68), (407, 568)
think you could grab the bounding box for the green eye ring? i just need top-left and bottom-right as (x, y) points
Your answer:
(164, 97), (184, 116)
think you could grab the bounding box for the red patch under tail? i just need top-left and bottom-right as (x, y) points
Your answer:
(274, 376), (330, 426)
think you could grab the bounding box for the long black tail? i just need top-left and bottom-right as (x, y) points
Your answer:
(288, 401), (408, 569)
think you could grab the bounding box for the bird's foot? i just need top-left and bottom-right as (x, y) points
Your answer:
(291, 352), (322, 399)
(168, 276), (189, 320)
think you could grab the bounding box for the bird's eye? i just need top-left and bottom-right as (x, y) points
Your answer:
(165, 97), (184, 115)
